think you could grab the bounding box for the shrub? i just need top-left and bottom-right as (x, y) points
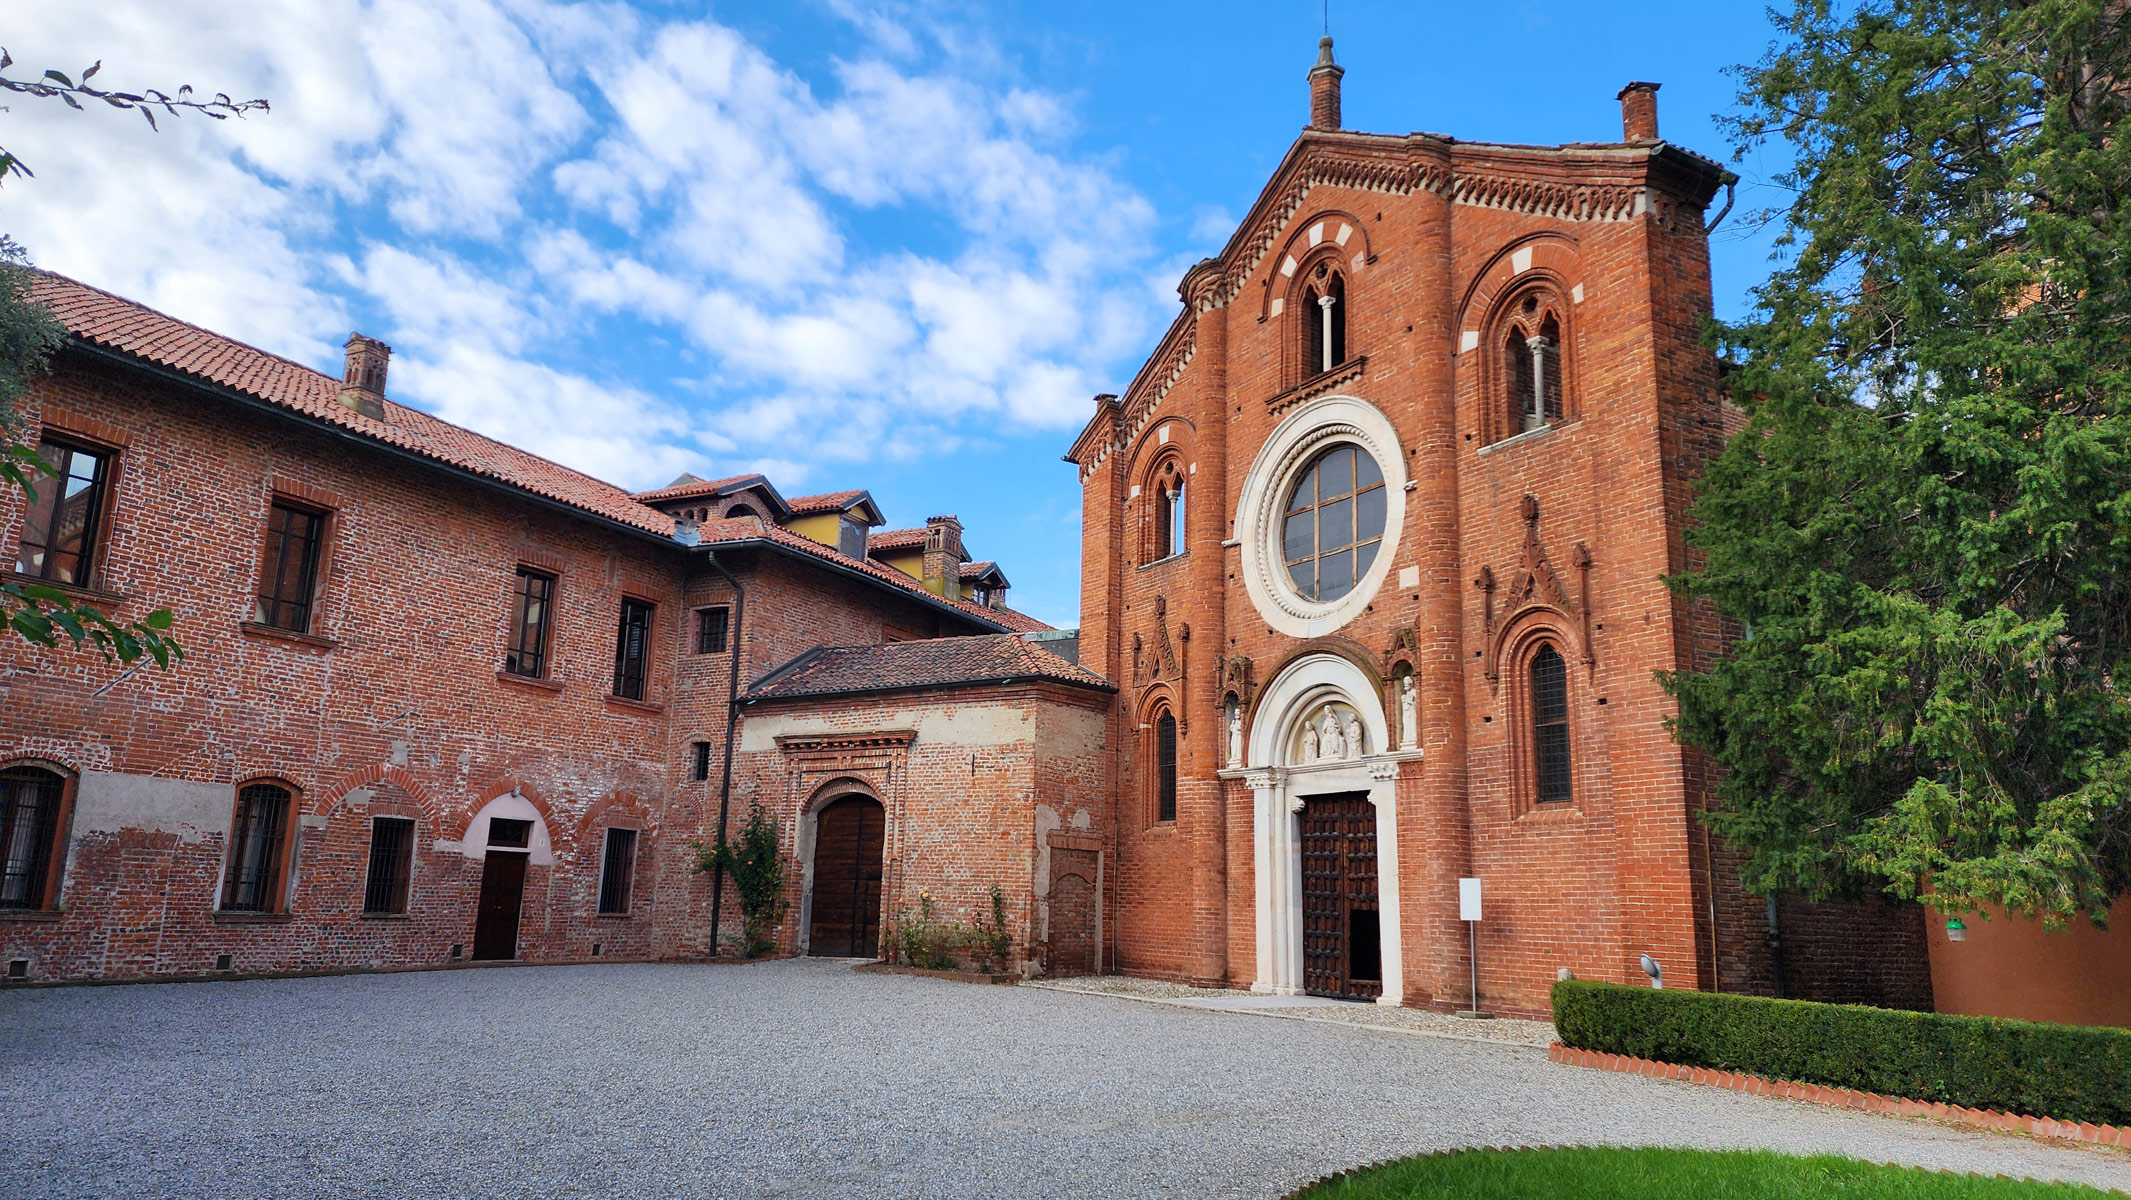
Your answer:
(1551, 980), (2131, 1127)
(883, 886), (1016, 972)
(692, 802), (786, 959)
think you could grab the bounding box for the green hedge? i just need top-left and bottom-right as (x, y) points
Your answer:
(1551, 980), (2131, 1127)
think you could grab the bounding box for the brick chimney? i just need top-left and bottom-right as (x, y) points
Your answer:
(338, 333), (391, 420)
(1618, 81), (1661, 143)
(1308, 36), (1343, 131)
(921, 514), (966, 597)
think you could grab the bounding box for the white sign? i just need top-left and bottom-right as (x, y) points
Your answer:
(1459, 877), (1482, 922)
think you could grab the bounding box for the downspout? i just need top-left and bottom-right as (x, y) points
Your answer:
(702, 549), (746, 958)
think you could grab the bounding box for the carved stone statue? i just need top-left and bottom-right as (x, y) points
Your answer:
(1399, 674), (1418, 750)
(1344, 712), (1364, 758)
(1318, 707), (1347, 761)
(1225, 703), (1243, 767)
(1300, 721), (1319, 763)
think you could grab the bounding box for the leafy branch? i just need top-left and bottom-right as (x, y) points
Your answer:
(0, 48), (269, 182)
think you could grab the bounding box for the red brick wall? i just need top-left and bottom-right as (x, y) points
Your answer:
(0, 353), (1008, 982)
(729, 681), (1111, 969)
(1074, 128), (1786, 1017)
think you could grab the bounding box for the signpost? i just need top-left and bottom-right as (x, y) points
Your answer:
(1456, 877), (1490, 1019)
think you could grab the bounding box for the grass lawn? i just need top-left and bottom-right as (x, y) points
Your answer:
(1288, 1147), (2126, 1199)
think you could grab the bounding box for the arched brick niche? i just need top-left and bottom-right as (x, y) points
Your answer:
(1456, 234), (1586, 446)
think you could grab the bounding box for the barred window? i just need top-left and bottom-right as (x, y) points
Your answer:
(690, 741), (711, 782)
(505, 567), (556, 678)
(0, 764), (68, 910)
(363, 816), (414, 915)
(15, 438), (111, 587)
(695, 605), (729, 654)
(598, 827), (637, 915)
(1156, 711), (1178, 823)
(222, 783), (293, 913)
(612, 599), (654, 701)
(255, 500), (327, 632)
(1531, 645), (1572, 804)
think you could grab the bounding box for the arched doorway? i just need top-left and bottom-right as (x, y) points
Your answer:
(808, 795), (884, 958)
(1243, 652), (1406, 1004)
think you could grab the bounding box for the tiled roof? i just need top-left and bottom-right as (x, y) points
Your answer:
(787, 488), (868, 516)
(958, 560), (997, 578)
(692, 517), (1050, 634)
(747, 634), (1111, 701)
(867, 527), (928, 552)
(32, 272), (676, 536)
(631, 474), (758, 503)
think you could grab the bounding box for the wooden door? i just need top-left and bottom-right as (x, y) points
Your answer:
(808, 796), (884, 958)
(1300, 792), (1381, 1000)
(471, 850), (528, 961)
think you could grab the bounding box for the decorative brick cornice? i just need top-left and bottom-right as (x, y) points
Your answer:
(773, 730), (918, 757)
(1549, 1044), (2131, 1148)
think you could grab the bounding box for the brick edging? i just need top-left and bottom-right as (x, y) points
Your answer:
(1548, 1044), (2130, 1148)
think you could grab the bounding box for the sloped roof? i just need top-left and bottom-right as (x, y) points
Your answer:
(33, 272), (677, 536)
(691, 516), (1050, 634)
(959, 560), (1005, 581)
(747, 634), (1110, 702)
(787, 488), (868, 516)
(867, 527), (928, 553)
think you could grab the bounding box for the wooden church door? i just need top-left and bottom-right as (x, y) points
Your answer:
(1300, 792), (1382, 1000)
(808, 796), (885, 958)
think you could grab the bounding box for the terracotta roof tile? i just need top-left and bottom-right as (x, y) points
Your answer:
(786, 489), (868, 516)
(867, 527), (927, 552)
(747, 634), (1111, 701)
(693, 518), (1050, 634)
(33, 272), (676, 536)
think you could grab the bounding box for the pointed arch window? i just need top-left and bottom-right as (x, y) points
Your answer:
(1499, 291), (1569, 437)
(1155, 711), (1178, 823)
(1530, 645), (1572, 804)
(1303, 263), (1346, 376)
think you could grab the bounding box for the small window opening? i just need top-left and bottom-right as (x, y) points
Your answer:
(363, 816), (415, 915)
(695, 605), (730, 654)
(1531, 645), (1572, 804)
(1304, 266), (1346, 376)
(487, 817), (533, 849)
(598, 828), (637, 915)
(690, 741), (711, 782)
(505, 566), (556, 678)
(221, 783), (293, 913)
(1155, 712), (1178, 823)
(612, 599), (654, 701)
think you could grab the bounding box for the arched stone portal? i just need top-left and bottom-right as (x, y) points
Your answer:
(1237, 652), (1411, 1004)
(807, 794), (885, 958)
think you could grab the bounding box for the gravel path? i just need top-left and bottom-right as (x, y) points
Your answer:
(2, 958), (2124, 1199)
(1029, 975), (1558, 1047)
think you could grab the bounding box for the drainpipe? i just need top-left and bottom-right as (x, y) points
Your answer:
(702, 549), (746, 958)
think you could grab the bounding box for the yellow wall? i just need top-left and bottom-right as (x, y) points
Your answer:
(786, 512), (843, 548)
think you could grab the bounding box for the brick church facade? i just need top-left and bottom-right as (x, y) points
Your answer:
(2, 41), (1944, 1016)
(1068, 44), (1930, 1017)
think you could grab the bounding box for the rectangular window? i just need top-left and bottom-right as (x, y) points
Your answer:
(487, 817), (533, 849)
(14, 437), (111, 587)
(506, 567), (556, 677)
(612, 598), (654, 700)
(695, 605), (729, 654)
(222, 783), (293, 913)
(690, 741), (711, 782)
(254, 500), (327, 632)
(362, 816), (414, 915)
(0, 765), (68, 910)
(598, 828), (637, 915)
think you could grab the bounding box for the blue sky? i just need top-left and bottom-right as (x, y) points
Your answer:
(5, 1), (1796, 628)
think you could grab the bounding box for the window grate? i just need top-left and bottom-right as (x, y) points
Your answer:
(598, 828), (636, 915)
(1531, 645), (1573, 804)
(695, 606), (729, 654)
(613, 599), (653, 700)
(363, 817), (414, 914)
(690, 741), (711, 782)
(0, 765), (65, 909)
(255, 500), (327, 632)
(505, 567), (556, 677)
(222, 783), (292, 912)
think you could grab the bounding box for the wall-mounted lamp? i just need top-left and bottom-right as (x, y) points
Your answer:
(1945, 918), (1968, 943)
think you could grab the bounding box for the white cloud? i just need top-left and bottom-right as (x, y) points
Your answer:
(4, 0), (1171, 500)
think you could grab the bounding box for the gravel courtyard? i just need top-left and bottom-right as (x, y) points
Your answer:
(3, 958), (2125, 1199)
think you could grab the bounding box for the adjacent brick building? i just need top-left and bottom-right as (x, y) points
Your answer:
(1067, 43), (1929, 1018)
(0, 273), (1096, 983)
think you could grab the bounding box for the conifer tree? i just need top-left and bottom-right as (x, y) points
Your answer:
(1670, 0), (2131, 926)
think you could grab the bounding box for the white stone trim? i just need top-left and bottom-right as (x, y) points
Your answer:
(1234, 394), (1408, 638)
(1242, 653), (1408, 1005)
